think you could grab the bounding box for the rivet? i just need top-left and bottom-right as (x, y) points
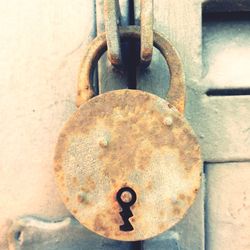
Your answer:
(77, 192), (87, 203)
(163, 116), (173, 126)
(99, 138), (109, 147)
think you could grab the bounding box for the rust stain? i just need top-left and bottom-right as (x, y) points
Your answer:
(140, 0), (153, 66)
(77, 193), (87, 204)
(96, 92), (174, 181)
(111, 213), (123, 225)
(72, 177), (78, 186)
(187, 196), (192, 204)
(94, 214), (110, 237)
(103, 0), (122, 66)
(193, 188), (199, 194)
(54, 133), (68, 170)
(160, 223), (166, 231)
(168, 103), (173, 109)
(86, 177), (96, 190)
(160, 210), (165, 217)
(179, 194), (185, 200)
(54, 164), (62, 172)
(173, 207), (181, 215)
(72, 209), (78, 214)
(146, 182), (153, 190)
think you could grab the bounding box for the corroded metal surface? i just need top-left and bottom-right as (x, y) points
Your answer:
(104, 0), (122, 66)
(76, 26), (185, 114)
(55, 89), (201, 241)
(140, 0), (153, 66)
(103, 1), (153, 67)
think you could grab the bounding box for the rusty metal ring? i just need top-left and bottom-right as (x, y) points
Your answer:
(77, 25), (185, 114)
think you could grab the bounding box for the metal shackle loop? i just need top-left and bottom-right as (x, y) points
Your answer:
(76, 26), (185, 114)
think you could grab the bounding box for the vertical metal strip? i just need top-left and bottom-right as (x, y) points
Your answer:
(104, 0), (122, 66)
(96, 0), (130, 94)
(140, 0), (153, 67)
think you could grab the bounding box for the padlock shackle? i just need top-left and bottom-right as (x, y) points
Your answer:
(77, 26), (185, 114)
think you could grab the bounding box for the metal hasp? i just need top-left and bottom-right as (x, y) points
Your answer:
(140, 0), (154, 67)
(54, 26), (202, 241)
(104, 0), (153, 67)
(104, 0), (122, 66)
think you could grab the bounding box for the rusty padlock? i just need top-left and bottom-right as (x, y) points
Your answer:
(54, 26), (202, 241)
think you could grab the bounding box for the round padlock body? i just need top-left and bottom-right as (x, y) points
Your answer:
(54, 89), (202, 241)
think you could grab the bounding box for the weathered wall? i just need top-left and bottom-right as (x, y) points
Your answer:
(0, 1), (96, 248)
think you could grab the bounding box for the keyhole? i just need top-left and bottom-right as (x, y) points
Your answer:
(116, 187), (137, 232)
